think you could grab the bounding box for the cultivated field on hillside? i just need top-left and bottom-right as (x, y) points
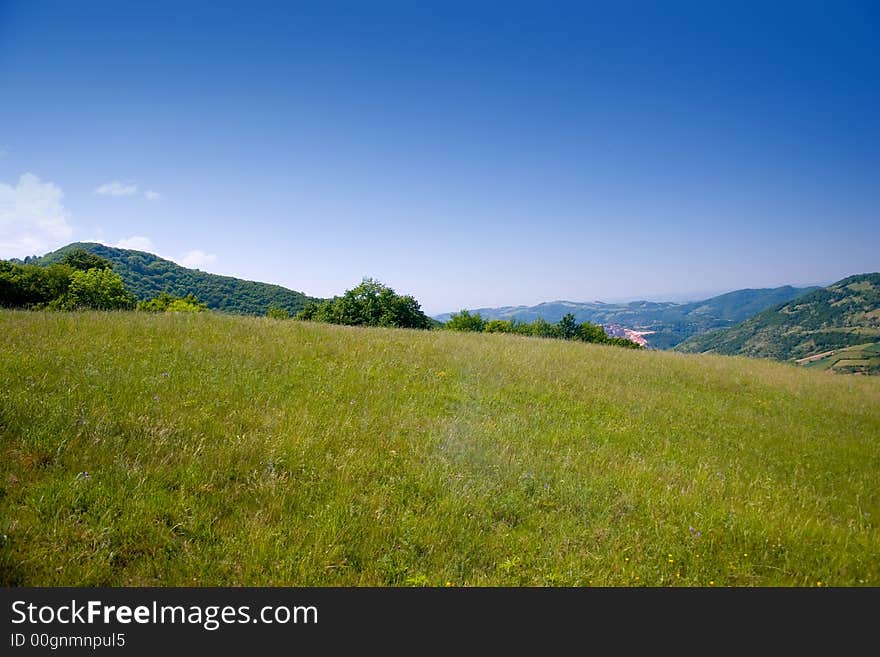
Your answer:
(798, 343), (880, 375)
(1, 311), (879, 586)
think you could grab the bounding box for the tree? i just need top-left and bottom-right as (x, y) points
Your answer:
(267, 303), (290, 319)
(0, 262), (73, 308)
(63, 268), (136, 310)
(529, 318), (558, 339)
(484, 319), (515, 333)
(576, 320), (608, 344)
(61, 248), (113, 272)
(445, 310), (485, 332)
(557, 313), (579, 340)
(296, 278), (432, 329)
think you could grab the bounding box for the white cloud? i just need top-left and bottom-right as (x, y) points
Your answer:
(115, 235), (155, 251)
(0, 173), (73, 258)
(95, 180), (139, 197)
(179, 249), (217, 269)
(144, 190), (161, 201)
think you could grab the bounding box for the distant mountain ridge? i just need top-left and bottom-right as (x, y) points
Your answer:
(434, 286), (819, 349)
(675, 273), (880, 364)
(27, 243), (319, 316)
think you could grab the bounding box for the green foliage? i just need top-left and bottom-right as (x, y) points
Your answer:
(138, 292), (208, 313)
(445, 308), (642, 349)
(2, 310), (879, 586)
(0, 258), (138, 311)
(445, 310), (485, 332)
(557, 313), (579, 340)
(267, 304), (290, 320)
(296, 278), (432, 329)
(0, 261), (74, 308)
(33, 243), (318, 316)
(60, 248), (113, 272)
(62, 268), (136, 310)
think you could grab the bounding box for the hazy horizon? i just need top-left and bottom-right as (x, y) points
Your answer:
(2, 1), (878, 315)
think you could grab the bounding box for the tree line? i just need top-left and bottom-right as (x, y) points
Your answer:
(2, 258), (643, 350)
(444, 310), (643, 348)
(292, 278), (641, 349)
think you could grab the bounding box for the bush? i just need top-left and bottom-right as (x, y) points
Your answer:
(138, 292), (208, 313)
(267, 304), (290, 319)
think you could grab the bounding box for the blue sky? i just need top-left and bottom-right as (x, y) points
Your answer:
(1, 1), (878, 314)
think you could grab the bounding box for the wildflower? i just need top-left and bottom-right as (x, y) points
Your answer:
(816, 581), (823, 587)
(75, 471), (90, 480)
(153, 394), (159, 401)
(436, 371), (446, 377)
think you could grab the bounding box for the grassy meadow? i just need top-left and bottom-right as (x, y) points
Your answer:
(1, 310), (879, 586)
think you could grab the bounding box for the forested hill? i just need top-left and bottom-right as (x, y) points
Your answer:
(27, 243), (319, 316)
(675, 273), (880, 362)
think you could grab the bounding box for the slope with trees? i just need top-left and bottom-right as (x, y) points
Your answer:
(675, 273), (880, 362)
(27, 242), (319, 316)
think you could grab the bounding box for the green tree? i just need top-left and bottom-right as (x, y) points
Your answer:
(61, 248), (113, 272)
(267, 304), (290, 319)
(0, 262), (73, 308)
(528, 318), (558, 339)
(445, 310), (486, 332)
(557, 313), (579, 340)
(296, 278), (431, 329)
(576, 321), (609, 344)
(484, 319), (515, 333)
(63, 268), (136, 310)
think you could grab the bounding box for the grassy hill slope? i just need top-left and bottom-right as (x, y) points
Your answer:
(29, 242), (319, 316)
(676, 273), (880, 362)
(1, 311), (878, 586)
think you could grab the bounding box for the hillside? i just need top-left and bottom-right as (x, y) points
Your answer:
(2, 310), (878, 586)
(435, 286), (817, 349)
(27, 242), (319, 316)
(676, 273), (880, 363)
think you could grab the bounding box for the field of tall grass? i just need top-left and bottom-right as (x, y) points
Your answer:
(1, 310), (878, 586)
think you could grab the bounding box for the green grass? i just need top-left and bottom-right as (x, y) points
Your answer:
(2, 310), (879, 586)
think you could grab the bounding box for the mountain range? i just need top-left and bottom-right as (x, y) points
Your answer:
(434, 286), (819, 349)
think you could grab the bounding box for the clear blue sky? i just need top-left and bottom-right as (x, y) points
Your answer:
(1, 1), (878, 314)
